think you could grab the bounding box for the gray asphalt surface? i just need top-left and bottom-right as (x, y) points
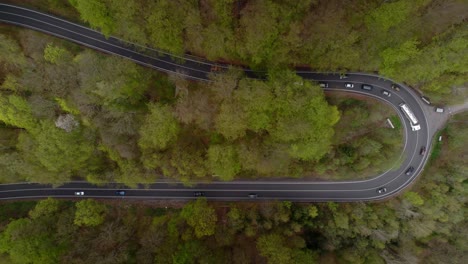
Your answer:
(0, 4), (435, 201)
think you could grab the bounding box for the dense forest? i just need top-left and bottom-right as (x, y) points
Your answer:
(0, 0), (464, 184)
(41, 0), (467, 103)
(0, 113), (466, 263)
(0, 0), (467, 263)
(0, 25), (402, 184)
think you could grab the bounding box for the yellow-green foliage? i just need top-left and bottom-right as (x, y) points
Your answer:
(365, 0), (430, 31)
(0, 75), (20, 92)
(55, 97), (80, 115)
(0, 95), (38, 131)
(43, 44), (69, 64)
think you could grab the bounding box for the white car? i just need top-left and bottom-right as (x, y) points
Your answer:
(435, 107), (444, 113)
(345, 83), (354, 88)
(74, 191), (84, 196)
(319, 82), (329, 88)
(381, 90), (391, 97)
(410, 124), (421, 131)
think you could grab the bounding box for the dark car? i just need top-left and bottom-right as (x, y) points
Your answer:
(377, 187), (387, 194)
(115, 190), (126, 196)
(420, 146), (426, 156)
(391, 84), (400, 91)
(194, 191), (205, 197)
(361, 84), (373, 91)
(248, 193), (258, 199)
(405, 167), (415, 176)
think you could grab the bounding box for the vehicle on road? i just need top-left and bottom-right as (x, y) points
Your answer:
(399, 103), (421, 131)
(248, 193), (258, 198)
(361, 84), (373, 91)
(115, 190), (126, 196)
(382, 90), (391, 97)
(420, 146), (426, 156)
(339, 74), (348, 79)
(391, 84), (400, 91)
(345, 83), (354, 88)
(421, 96), (431, 105)
(210, 65), (222, 72)
(435, 107), (444, 113)
(405, 167), (415, 176)
(0, 4), (435, 202)
(194, 191), (205, 197)
(377, 187), (387, 194)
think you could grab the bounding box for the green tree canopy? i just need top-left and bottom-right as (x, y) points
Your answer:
(180, 198), (217, 238)
(0, 95), (38, 131)
(138, 103), (180, 151)
(268, 71), (340, 161)
(0, 34), (26, 69)
(74, 199), (108, 227)
(207, 144), (241, 181)
(29, 198), (61, 219)
(0, 218), (62, 264)
(24, 121), (94, 178)
(43, 44), (70, 64)
(257, 233), (294, 264)
(68, 0), (115, 36)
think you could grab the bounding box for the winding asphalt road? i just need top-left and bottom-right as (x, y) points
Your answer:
(0, 4), (434, 201)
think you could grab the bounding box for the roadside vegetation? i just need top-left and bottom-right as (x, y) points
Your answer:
(0, 114), (465, 262)
(61, 0), (468, 104)
(3, 0), (466, 104)
(316, 94), (403, 180)
(0, 1), (466, 263)
(0, 25), (405, 184)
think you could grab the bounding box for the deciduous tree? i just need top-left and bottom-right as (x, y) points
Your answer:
(138, 103), (180, 151)
(180, 198), (217, 238)
(207, 144), (241, 180)
(74, 199), (108, 227)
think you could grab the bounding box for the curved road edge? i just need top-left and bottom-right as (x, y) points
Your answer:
(0, 3), (437, 201)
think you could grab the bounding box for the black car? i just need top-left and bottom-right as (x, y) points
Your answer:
(405, 167), (414, 176)
(194, 191), (205, 197)
(420, 146), (426, 156)
(115, 190), (126, 196)
(248, 193), (258, 199)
